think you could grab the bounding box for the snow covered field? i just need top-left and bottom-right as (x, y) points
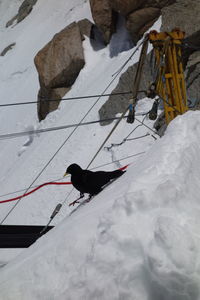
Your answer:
(0, 1), (199, 299)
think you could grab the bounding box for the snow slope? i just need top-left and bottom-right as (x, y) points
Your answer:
(0, 0), (200, 299)
(1, 111), (200, 300)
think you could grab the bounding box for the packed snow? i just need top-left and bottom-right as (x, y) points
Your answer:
(0, 1), (199, 299)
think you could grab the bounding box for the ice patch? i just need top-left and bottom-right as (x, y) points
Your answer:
(18, 125), (37, 156)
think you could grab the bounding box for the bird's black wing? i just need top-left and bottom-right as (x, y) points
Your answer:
(81, 170), (104, 195)
(92, 170), (124, 187)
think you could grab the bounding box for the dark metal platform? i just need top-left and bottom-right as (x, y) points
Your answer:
(0, 225), (54, 248)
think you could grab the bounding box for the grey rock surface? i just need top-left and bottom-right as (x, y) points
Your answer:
(126, 7), (160, 43)
(186, 53), (200, 108)
(6, 0), (38, 27)
(109, 0), (146, 16)
(17, 0), (38, 23)
(99, 52), (153, 124)
(0, 43), (16, 56)
(89, 0), (117, 44)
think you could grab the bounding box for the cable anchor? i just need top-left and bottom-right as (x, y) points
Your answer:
(149, 97), (159, 120)
(39, 203), (62, 236)
(127, 103), (135, 124)
(145, 83), (157, 99)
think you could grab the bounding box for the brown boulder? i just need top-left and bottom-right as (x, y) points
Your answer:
(108, 0), (146, 16)
(145, 0), (175, 8)
(126, 7), (161, 43)
(34, 22), (85, 120)
(77, 19), (93, 40)
(37, 87), (70, 121)
(89, 0), (117, 44)
(108, 0), (174, 16)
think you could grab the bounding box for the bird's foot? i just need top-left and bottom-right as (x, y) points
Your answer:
(85, 194), (93, 203)
(69, 199), (80, 206)
(69, 193), (84, 206)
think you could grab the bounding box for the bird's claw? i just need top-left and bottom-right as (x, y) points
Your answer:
(69, 193), (84, 206)
(69, 199), (80, 206)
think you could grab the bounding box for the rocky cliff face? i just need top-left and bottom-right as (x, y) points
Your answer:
(32, 0), (200, 121)
(90, 0), (176, 44)
(6, 0), (38, 27)
(161, 0), (200, 35)
(89, 0), (117, 44)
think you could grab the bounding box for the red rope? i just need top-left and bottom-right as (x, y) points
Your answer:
(0, 165), (129, 205)
(0, 182), (72, 204)
(119, 164), (129, 171)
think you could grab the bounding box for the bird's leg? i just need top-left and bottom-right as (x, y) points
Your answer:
(69, 193), (85, 206)
(85, 194), (93, 203)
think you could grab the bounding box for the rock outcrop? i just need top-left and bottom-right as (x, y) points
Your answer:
(126, 7), (160, 43)
(161, 0), (200, 35)
(34, 22), (85, 121)
(186, 52), (200, 108)
(182, 30), (200, 69)
(33, 0), (200, 123)
(108, 0), (146, 16)
(89, 0), (117, 44)
(17, 0), (38, 23)
(144, 0), (175, 8)
(6, 0), (38, 27)
(0, 43), (16, 56)
(98, 0), (200, 129)
(78, 19), (94, 40)
(89, 0), (176, 44)
(98, 52), (153, 124)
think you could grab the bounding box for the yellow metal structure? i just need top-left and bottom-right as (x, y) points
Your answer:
(148, 29), (188, 124)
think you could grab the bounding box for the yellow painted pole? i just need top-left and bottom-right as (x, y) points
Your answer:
(148, 29), (188, 124)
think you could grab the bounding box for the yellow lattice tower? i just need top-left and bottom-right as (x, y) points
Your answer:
(149, 29), (188, 124)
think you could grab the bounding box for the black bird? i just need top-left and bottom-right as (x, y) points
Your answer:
(64, 163), (125, 197)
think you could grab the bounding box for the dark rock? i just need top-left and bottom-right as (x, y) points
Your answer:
(78, 19), (93, 40)
(37, 87), (70, 121)
(89, 0), (118, 44)
(6, 0), (38, 27)
(161, 0), (200, 35)
(182, 30), (200, 68)
(98, 51), (154, 125)
(144, 0), (175, 8)
(6, 16), (17, 28)
(126, 7), (161, 43)
(0, 43), (16, 56)
(153, 111), (167, 136)
(88, 0), (176, 45)
(185, 53), (200, 109)
(17, 0), (38, 23)
(108, 0), (146, 16)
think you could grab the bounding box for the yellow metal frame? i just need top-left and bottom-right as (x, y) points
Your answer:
(149, 29), (188, 124)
